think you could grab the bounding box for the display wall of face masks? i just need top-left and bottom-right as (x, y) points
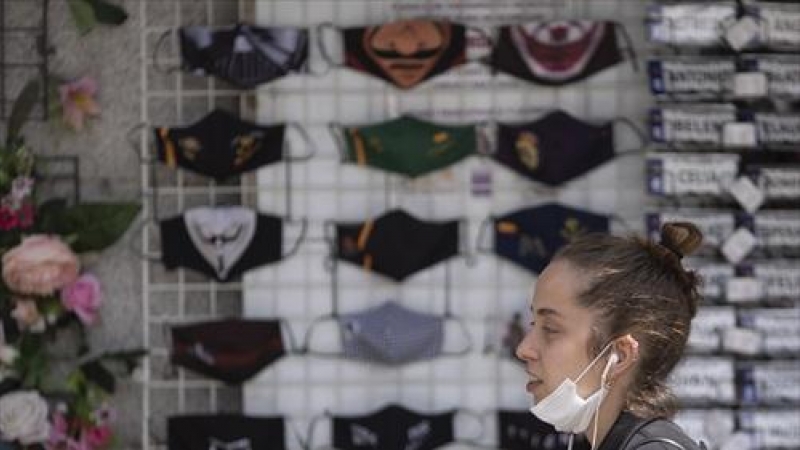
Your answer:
(136, 1), (795, 449)
(647, 3), (800, 449)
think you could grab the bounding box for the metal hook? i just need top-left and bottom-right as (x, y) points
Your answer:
(127, 122), (153, 164)
(128, 216), (161, 263)
(316, 22), (341, 70)
(283, 217), (308, 259)
(475, 215), (495, 255)
(284, 122), (317, 161)
(153, 29), (180, 75)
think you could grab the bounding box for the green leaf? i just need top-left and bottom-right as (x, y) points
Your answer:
(87, 0), (128, 25)
(36, 203), (141, 253)
(67, 0), (97, 35)
(80, 360), (115, 393)
(6, 79), (40, 146)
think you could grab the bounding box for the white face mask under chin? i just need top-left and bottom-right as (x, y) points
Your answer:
(529, 344), (617, 449)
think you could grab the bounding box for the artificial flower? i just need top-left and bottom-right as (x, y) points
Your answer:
(0, 391), (50, 445)
(2, 235), (80, 296)
(61, 274), (103, 325)
(58, 76), (100, 131)
(11, 299), (46, 332)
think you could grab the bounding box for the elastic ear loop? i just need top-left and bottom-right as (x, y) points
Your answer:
(454, 408), (486, 446)
(284, 416), (309, 450)
(128, 215), (161, 263)
(283, 217), (308, 259)
(613, 116), (651, 157)
(125, 122), (163, 263)
(299, 313), (339, 357)
(284, 122), (318, 162)
(153, 29), (180, 74)
(304, 410), (332, 450)
(460, 218), (476, 267)
(613, 22), (640, 72)
(442, 290), (473, 357)
(316, 22), (343, 72)
(276, 317), (301, 355)
(475, 215), (495, 255)
(327, 122), (349, 163)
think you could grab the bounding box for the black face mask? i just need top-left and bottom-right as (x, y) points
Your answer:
(159, 206), (296, 283)
(493, 111), (639, 187)
(178, 24), (308, 89)
(332, 209), (461, 282)
(487, 21), (634, 86)
(321, 19), (467, 90)
(486, 203), (611, 275)
(170, 319), (287, 385)
(168, 414), (286, 450)
(154, 109), (286, 181)
(498, 410), (590, 450)
(332, 404), (455, 450)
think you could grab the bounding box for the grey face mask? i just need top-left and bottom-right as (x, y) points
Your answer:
(303, 300), (471, 365)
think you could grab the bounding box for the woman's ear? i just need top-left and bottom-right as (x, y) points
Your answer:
(610, 334), (639, 381)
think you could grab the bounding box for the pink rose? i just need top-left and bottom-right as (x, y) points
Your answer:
(11, 298), (45, 332)
(83, 424), (112, 448)
(61, 274), (102, 325)
(2, 235), (80, 296)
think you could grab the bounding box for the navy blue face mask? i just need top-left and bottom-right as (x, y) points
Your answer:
(479, 203), (612, 274)
(492, 111), (644, 187)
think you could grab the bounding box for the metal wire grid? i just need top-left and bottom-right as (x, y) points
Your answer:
(245, 1), (652, 449)
(138, 0), (253, 447)
(0, 0), (49, 121)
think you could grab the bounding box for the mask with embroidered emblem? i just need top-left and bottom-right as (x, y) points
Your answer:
(331, 405), (456, 450)
(153, 109), (289, 181)
(333, 115), (477, 178)
(168, 414), (287, 450)
(493, 111), (641, 187)
(485, 203), (611, 275)
(170, 319), (288, 384)
(332, 209), (461, 281)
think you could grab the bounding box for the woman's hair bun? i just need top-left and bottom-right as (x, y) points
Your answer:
(660, 222), (703, 259)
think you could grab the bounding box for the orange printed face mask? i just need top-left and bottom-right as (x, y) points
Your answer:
(323, 19), (468, 89)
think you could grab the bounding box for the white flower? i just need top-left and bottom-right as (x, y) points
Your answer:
(0, 391), (50, 445)
(0, 345), (18, 365)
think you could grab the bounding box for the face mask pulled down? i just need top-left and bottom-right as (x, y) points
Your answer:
(530, 344), (618, 447)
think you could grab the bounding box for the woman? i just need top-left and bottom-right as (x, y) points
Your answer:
(516, 222), (705, 450)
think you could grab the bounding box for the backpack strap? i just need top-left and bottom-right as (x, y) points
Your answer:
(599, 412), (658, 450)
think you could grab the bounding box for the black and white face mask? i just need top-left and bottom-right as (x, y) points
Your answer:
(177, 24), (309, 89)
(303, 300), (471, 365)
(168, 414), (288, 450)
(159, 206), (303, 282)
(646, 152), (740, 197)
(668, 357), (736, 405)
(647, 2), (738, 47)
(329, 405), (457, 450)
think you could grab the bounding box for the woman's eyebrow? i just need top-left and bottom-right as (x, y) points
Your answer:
(531, 307), (561, 318)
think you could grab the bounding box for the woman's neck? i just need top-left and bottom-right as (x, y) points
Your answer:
(585, 386), (627, 449)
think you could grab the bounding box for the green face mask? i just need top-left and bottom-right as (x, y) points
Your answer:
(335, 115), (478, 178)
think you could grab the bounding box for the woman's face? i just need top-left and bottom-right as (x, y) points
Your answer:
(516, 259), (607, 402)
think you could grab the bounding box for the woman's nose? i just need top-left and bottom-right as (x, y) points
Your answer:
(515, 330), (538, 362)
